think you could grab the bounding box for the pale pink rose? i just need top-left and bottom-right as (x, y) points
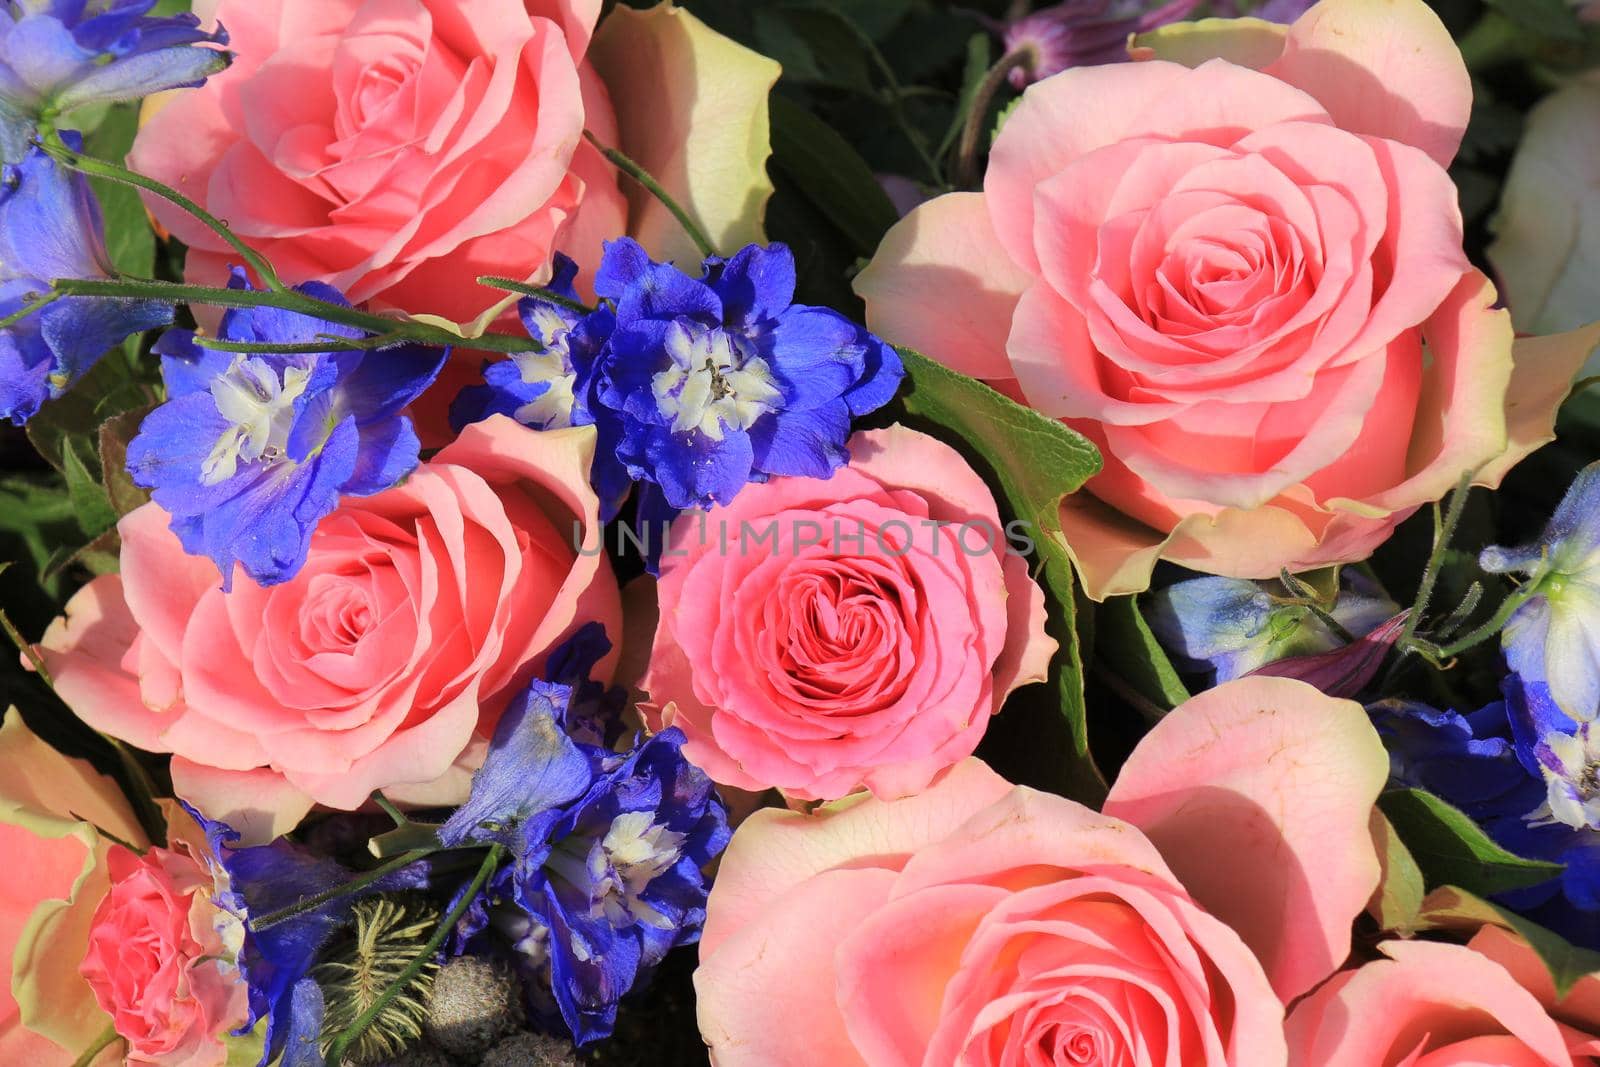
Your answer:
(856, 0), (1600, 599)
(696, 676), (1389, 1065)
(0, 823), (95, 1067)
(80, 846), (247, 1067)
(641, 425), (1055, 803)
(35, 417), (620, 843)
(1284, 932), (1600, 1065)
(130, 0), (626, 325)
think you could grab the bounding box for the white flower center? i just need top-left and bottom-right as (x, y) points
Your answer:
(588, 810), (686, 931)
(508, 305), (579, 430)
(201, 356), (312, 485)
(1540, 726), (1600, 831)
(651, 322), (782, 440)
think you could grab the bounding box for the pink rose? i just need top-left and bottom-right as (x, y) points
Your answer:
(641, 425), (1055, 802)
(696, 676), (1389, 1065)
(130, 0), (626, 325)
(36, 417), (620, 842)
(0, 713), (150, 1066)
(80, 847), (247, 1067)
(1285, 929), (1600, 1065)
(856, 0), (1597, 599)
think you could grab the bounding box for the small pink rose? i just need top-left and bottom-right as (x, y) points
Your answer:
(36, 417), (620, 842)
(80, 846), (247, 1067)
(857, 0), (1598, 599)
(1285, 933), (1598, 1065)
(696, 676), (1389, 1065)
(641, 424), (1055, 803)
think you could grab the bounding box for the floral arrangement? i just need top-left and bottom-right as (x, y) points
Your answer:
(6, 0), (1600, 1064)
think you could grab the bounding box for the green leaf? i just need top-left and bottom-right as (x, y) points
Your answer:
(753, 6), (874, 94)
(97, 407), (154, 517)
(768, 94), (901, 259)
(1368, 811), (1427, 936)
(1095, 595), (1190, 713)
(25, 354), (149, 475)
(1417, 885), (1600, 996)
(1379, 788), (1565, 897)
(83, 104), (157, 279)
(61, 439), (117, 540)
(1485, 0), (1585, 43)
(896, 345), (1106, 801)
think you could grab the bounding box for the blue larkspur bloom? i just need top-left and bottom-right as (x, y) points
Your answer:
(1482, 461), (1600, 722)
(441, 627), (729, 1044)
(0, 138), (169, 423)
(1372, 680), (1600, 949)
(180, 802), (433, 1067)
(0, 0), (229, 160)
(125, 269), (446, 588)
(589, 238), (903, 511)
(1146, 570), (1397, 682)
(450, 254), (631, 520)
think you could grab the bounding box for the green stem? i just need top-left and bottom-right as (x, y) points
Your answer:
(323, 844), (505, 1065)
(39, 134), (286, 292)
(955, 50), (1034, 190)
(372, 791), (409, 829)
(50, 278), (539, 354)
(477, 275), (594, 315)
(70, 1024), (121, 1067)
(1396, 471), (1476, 656)
(251, 848), (437, 931)
(192, 331), (413, 355)
(584, 130), (717, 259)
(1424, 582), (1542, 661)
(0, 290), (63, 331)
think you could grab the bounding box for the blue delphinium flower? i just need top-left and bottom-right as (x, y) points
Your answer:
(126, 268), (446, 588)
(1373, 680), (1600, 950)
(590, 238), (903, 511)
(181, 802), (434, 1067)
(1146, 570), (1397, 683)
(441, 628), (728, 1044)
(1481, 461), (1600, 722)
(0, 0), (229, 160)
(0, 139), (170, 423)
(450, 255), (631, 520)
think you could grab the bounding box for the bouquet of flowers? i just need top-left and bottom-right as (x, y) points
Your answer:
(7, 0), (1600, 1063)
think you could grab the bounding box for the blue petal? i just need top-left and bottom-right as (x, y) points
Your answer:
(54, 42), (228, 109)
(154, 328), (237, 398)
(1505, 673), (1580, 777)
(344, 413), (421, 497)
(335, 342), (447, 426)
(0, 142), (109, 281)
(748, 402), (850, 480)
(843, 334), (904, 416)
(642, 426), (754, 510)
(0, 321), (50, 423)
(706, 243), (796, 329)
(593, 237), (655, 304)
(276, 980), (326, 1067)
(438, 681), (597, 858)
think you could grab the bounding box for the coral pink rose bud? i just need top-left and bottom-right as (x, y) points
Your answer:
(1285, 935), (1595, 1065)
(857, 0), (1600, 600)
(641, 424), (1056, 803)
(36, 418), (620, 843)
(80, 846), (247, 1067)
(696, 677), (1389, 1065)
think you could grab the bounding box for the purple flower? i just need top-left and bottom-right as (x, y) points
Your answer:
(126, 269), (446, 588)
(0, 0), (230, 159)
(591, 238), (902, 512)
(0, 139), (170, 423)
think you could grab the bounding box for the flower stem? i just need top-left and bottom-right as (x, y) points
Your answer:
(70, 1024), (121, 1067)
(50, 277), (539, 354)
(0, 290), (63, 331)
(1395, 471), (1476, 658)
(251, 848), (438, 931)
(954, 49), (1034, 190)
(477, 275), (594, 315)
(38, 133), (287, 292)
(584, 130), (718, 259)
(323, 844), (506, 1065)
(1418, 582), (1542, 662)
